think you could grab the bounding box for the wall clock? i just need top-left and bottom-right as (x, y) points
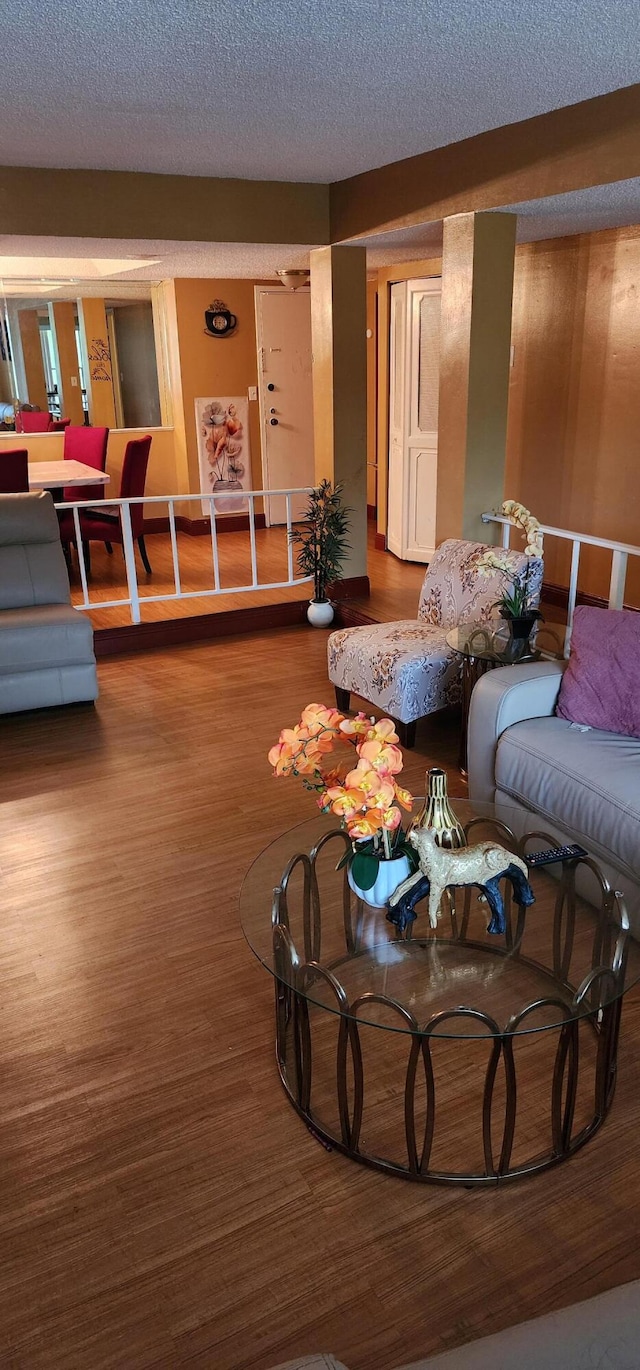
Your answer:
(204, 300), (238, 337)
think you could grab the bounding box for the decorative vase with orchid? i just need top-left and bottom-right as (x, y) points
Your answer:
(477, 501), (544, 641)
(268, 704), (418, 906)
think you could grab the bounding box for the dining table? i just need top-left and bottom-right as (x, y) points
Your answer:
(28, 461), (110, 502)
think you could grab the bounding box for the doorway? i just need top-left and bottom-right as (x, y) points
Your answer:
(254, 287), (314, 525)
(387, 277), (442, 562)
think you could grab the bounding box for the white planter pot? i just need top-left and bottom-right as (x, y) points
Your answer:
(307, 599), (334, 627)
(348, 854), (411, 909)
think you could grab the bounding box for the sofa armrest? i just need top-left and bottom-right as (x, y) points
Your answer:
(467, 660), (566, 805)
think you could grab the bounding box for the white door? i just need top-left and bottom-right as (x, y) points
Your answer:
(387, 277), (441, 561)
(255, 288), (315, 525)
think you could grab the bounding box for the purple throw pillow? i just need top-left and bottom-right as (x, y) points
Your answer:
(556, 605), (640, 738)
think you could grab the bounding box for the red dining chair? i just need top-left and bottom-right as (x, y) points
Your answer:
(62, 425), (109, 504)
(49, 417), (71, 432)
(0, 448), (29, 492)
(15, 411), (52, 433)
(59, 435), (152, 576)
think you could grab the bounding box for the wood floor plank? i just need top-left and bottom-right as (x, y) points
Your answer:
(0, 628), (638, 1369)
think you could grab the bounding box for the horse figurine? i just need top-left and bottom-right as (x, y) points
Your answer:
(387, 827), (535, 936)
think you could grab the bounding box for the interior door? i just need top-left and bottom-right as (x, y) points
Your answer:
(386, 277), (442, 562)
(255, 288), (314, 525)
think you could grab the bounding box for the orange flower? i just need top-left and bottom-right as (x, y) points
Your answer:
(393, 784), (413, 811)
(344, 762), (395, 810)
(357, 738), (404, 775)
(382, 805), (402, 831)
(347, 808), (384, 839)
(365, 718), (400, 745)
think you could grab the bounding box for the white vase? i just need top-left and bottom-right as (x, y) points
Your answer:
(347, 854), (411, 909)
(307, 599), (334, 627)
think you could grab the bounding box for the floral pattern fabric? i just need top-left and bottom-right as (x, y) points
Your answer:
(327, 539), (542, 725)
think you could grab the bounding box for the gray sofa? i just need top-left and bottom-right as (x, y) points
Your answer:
(268, 1276), (640, 1367)
(466, 659), (640, 932)
(0, 492), (98, 714)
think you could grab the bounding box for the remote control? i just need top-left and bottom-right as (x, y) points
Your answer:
(527, 843), (588, 867)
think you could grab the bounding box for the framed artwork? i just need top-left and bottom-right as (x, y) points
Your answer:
(195, 396), (250, 515)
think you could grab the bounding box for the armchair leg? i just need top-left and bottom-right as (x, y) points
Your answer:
(138, 535), (152, 574)
(396, 719), (417, 749)
(335, 687), (350, 712)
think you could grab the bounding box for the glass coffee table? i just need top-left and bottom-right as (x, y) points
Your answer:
(446, 621), (567, 773)
(240, 803), (638, 1186)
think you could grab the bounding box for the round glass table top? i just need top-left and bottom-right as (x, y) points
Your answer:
(445, 620), (566, 664)
(240, 802), (638, 1039)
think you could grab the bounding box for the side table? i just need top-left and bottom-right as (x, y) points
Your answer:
(447, 621), (566, 774)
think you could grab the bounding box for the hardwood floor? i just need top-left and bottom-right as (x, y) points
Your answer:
(0, 630), (639, 1369)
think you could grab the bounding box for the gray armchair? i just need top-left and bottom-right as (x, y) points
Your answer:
(0, 492), (98, 714)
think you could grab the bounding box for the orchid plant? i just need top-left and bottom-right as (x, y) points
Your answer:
(268, 704), (418, 890)
(477, 500), (544, 619)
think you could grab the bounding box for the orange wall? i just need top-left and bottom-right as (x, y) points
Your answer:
(506, 224), (640, 606)
(172, 279), (266, 493)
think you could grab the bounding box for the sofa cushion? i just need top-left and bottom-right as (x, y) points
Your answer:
(495, 715), (640, 884)
(328, 621), (461, 723)
(0, 605), (95, 673)
(398, 1278), (640, 1368)
(556, 605), (640, 738)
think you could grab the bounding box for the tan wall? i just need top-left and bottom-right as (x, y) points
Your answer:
(372, 227), (640, 606)
(49, 301), (84, 424)
(172, 278), (264, 493)
(506, 223), (640, 607)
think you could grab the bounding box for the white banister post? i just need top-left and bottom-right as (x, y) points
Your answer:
(72, 505), (91, 607)
(119, 501), (141, 625)
(209, 497), (221, 591)
(248, 495), (258, 587)
(501, 522), (511, 548)
(608, 549), (628, 611)
(168, 499), (181, 595)
(565, 539), (581, 654)
(286, 493), (294, 582)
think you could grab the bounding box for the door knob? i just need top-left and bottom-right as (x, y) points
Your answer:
(270, 417), (279, 425)
(267, 383), (275, 391)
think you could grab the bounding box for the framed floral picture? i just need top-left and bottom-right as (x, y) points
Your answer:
(195, 396), (250, 515)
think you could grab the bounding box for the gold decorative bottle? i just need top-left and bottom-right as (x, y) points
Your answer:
(410, 767), (466, 849)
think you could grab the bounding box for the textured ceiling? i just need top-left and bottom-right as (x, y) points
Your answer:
(1, 1), (639, 181)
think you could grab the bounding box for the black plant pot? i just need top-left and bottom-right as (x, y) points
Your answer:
(506, 613), (539, 641)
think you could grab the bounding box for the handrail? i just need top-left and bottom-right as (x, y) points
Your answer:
(56, 487), (314, 626)
(482, 511), (640, 652)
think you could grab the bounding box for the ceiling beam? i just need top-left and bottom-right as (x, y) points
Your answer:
(0, 167), (330, 246)
(330, 83), (640, 243)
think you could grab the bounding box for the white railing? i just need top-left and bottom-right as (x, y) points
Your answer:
(55, 487), (313, 625)
(482, 511), (640, 652)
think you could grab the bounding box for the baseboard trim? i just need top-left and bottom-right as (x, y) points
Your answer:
(94, 599), (310, 655)
(374, 532), (386, 552)
(542, 580), (638, 612)
(143, 512), (267, 536)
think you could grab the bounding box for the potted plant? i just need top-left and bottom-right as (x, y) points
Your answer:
(290, 479), (351, 626)
(477, 500), (544, 640)
(268, 704), (419, 907)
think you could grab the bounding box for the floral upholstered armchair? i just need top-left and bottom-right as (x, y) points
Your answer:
(327, 539), (543, 747)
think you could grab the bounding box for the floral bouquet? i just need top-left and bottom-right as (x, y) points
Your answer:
(477, 500), (544, 620)
(268, 704), (418, 893)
